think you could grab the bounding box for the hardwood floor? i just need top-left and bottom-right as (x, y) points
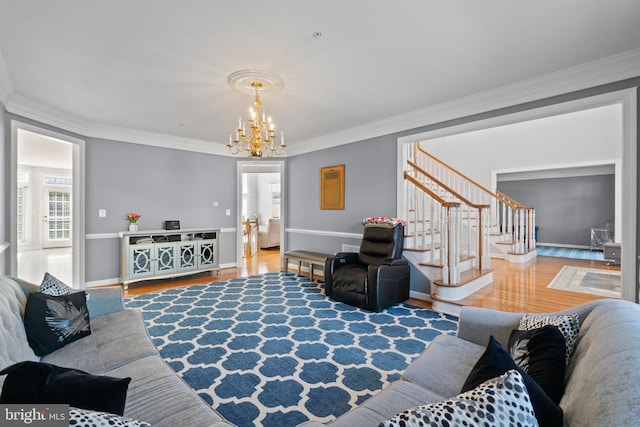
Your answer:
(123, 248), (619, 314)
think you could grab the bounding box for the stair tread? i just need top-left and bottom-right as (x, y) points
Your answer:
(417, 254), (475, 267)
(433, 268), (493, 287)
(404, 245), (442, 253)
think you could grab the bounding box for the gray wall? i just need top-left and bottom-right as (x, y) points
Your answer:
(85, 138), (238, 282)
(1, 112), (240, 283)
(1, 76), (640, 296)
(498, 175), (615, 247)
(286, 76), (640, 298)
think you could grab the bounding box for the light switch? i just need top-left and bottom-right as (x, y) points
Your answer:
(225, 209), (231, 216)
(212, 201), (219, 207)
(98, 209), (107, 218)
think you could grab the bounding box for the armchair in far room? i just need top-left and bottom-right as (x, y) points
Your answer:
(324, 218), (410, 312)
(259, 218), (281, 249)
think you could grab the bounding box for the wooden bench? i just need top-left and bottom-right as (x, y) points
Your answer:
(284, 250), (331, 282)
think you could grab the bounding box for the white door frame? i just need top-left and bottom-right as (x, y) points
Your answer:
(397, 88), (637, 302)
(236, 160), (285, 265)
(10, 121), (86, 286)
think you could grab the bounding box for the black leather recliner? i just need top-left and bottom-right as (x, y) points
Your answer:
(324, 223), (410, 312)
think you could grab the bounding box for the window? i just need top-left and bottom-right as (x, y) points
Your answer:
(44, 176), (72, 186)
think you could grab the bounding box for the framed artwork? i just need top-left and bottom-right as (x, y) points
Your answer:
(320, 164), (345, 210)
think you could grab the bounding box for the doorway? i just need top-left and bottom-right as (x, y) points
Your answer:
(11, 123), (85, 287)
(397, 88), (637, 302)
(236, 161), (285, 269)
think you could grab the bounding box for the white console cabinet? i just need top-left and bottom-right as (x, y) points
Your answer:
(120, 228), (219, 288)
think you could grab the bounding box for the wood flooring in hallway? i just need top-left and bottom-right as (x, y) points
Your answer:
(123, 248), (620, 314)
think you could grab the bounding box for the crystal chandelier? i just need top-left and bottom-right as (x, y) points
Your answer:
(228, 81), (285, 158)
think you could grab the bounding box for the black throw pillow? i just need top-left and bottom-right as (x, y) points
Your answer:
(0, 361), (131, 416)
(24, 291), (91, 356)
(508, 325), (567, 404)
(461, 336), (563, 427)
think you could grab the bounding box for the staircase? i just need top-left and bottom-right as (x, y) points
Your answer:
(401, 142), (536, 315)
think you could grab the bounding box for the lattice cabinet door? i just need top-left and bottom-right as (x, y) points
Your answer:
(128, 244), (155, 279)
(178, 241), (198, 271)
(198, 240), (216, 268)
(155, 242), (177, 274)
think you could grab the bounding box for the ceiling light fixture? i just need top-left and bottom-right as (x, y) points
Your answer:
(227, 71), (285, 158)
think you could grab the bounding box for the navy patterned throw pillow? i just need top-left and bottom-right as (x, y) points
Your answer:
(24, 291), (91, 356)
(519, 313), (580, 369)
(508, 325), (567, 404)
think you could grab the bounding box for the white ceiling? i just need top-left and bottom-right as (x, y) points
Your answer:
(1, 0), (640, 156)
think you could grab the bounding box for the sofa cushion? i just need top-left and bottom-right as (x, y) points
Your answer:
(41, 308), (158, 374)
(104, 355), (230, 427)
(462, 336), (562, 427)
(383, 370), (537, 427)
(508, 325), (566, 404)
(0, 361), (130, 415)
(24, 291), (91, 356)
(519, 312), (580, 368)
(401, 334), (485, 398)
(0, 277), (39, 387)
(326, 380), (445, 427)
(562, 300), (640, 425)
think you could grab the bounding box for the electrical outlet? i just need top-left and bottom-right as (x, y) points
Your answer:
(98, 209), (106, 218)
(225, 209), (231, 216)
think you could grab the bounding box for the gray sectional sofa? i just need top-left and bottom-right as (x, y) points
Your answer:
(303, 298), (640, 426)
(2, 274), (640, 426)
(0, 276), (232, 427)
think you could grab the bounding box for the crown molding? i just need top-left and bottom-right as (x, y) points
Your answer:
(289, 48), (640, 156)
(2, 49), (640, 157)
(5, 94), (231, 156)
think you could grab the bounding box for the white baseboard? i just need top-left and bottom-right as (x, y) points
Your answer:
(85, 278), (120, 288)
(409, 290), (432, 302)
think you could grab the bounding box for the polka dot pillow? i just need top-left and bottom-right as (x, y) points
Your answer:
(40, 272), (76, 295)
(519, 313), (580, 368)
(380, 370), (538, 427)
(69, 407), (152, 427)
(40, 272), (89, 300)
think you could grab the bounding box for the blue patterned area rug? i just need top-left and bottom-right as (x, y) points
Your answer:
(125, 271), (457, 427)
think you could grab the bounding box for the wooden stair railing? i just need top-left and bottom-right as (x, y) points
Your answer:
(406, 160), (491, 270)
(403, 172), (463, 284)
(413, 142), (536, 255)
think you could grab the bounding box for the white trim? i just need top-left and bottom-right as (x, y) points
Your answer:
(286, 228), (362, 240)
(9, 121), (86, 286)
(494, 160), (618, 181)
(409, 290), (432, 302)
(6, 94), (231, 156)
(2, 50), (639, 156)
(85, 278), (120, 288)
(620, 88), (637, 302)
(219, 262), (237, 269)
(86, 228), (236, 240)
(291, 49), (640, 156)
(236, 161), (286, 266)
(86, 233), (119, 240)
